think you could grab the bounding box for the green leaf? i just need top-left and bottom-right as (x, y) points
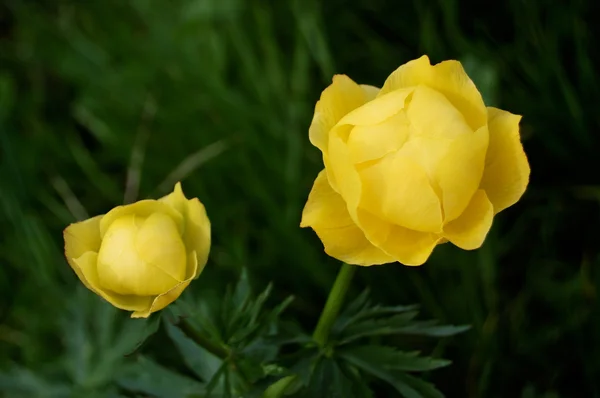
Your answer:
(396, 373), (444, 398)
(261, 375), (297, 398)
(123, 312), (162, 355)
(301, 357), (354, 398)
(339, 346), (451, 372)
(0, 367), (72, 398)
(394, 323), (471, 338)
(164, 321), (223, 382)
(339, 348), (445, 398)
(337, 311), (420, 345)
(117, 356), (205, 398)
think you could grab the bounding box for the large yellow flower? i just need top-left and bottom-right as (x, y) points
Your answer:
(64, 183), (211, 318)
(301, 55), (530, 266)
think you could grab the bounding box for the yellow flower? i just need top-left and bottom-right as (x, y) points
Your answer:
(64, 183), (211, 318)
(301, 55), (530, 266)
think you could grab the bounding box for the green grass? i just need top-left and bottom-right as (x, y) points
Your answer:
(1, 0), (600, 396)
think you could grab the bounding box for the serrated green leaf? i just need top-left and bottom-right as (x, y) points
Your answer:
(233, 268), (252, 308)
(339, 346), (451, 372)
(339, 348), (445, 398)
(205, 361), (229, 396)
(336, 304), (420, 334)
(0, 367), (72, 398)
(123, 313), (162, 355)
(289, 350), (320, 387)
(164, 321), (223, 382)
(395, 323), (471, 337)
(301, 357), (353, 398)
(337, 311), (420, 345)
(337, 361), (375, 398)
(117, 356), (205, 398)
(340, 289), (371, 318)
(262, 375), (298, 398)
(396, 373), (444, 398)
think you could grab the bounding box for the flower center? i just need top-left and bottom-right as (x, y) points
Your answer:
(97, 212), (187, 296)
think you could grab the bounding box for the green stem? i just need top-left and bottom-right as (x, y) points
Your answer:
(178, 318), (231, 359)
(261, 263), (356, 397)
(312, 263), (356, 347)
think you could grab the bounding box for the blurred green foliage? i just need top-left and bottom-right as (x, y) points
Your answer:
(1, 0), (600, 396)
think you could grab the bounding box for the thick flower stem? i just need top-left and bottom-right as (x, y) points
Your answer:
(312, 262), (356, 347)
(178, 317), (231, 359)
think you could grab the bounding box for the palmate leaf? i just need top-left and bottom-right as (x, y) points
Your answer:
(117, 356), (205, 398)
(334, 289), (419, 333)
(284, 356), (372, 398)
(339, 346), (451, 372)
(333, 289), (469, 346)
(166, 272), (296, 397)
(339, 347), (444, 398)
(164, 321), (223, 382)
(338, 318), (470, 345)
(302, 357), (354, 398)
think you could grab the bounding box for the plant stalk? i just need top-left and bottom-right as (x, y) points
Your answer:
(312, 262), (356, 347)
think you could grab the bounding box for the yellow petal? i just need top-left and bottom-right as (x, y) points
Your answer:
(309, 75), (369, 153)
(443, 189), (493, 250)
(64, 215), (103, 264)
(100, 200), (184, 238)
(338, 87), (414, 127)
(356, 210), (441, 266)
(434, 126), (489, 222)
(400, 85), (487, 222)
(347, 111), (410, 163)
(185, 198), (211, 276)
(480, 107), (530, 213)
(161, 183), (211, 276)
(160, 182), (188, 217)
(97, 213), (186, 296)
(300, 170), (394, 266)
(358, 152), (443, 233)
(360, 84), (380, 102)
(327, 127), (362, 210)
(406, 85), (472, 140)
(379, 55), (487, 130)
(72, 251), (153, 312)
(132, 250), (200, 318)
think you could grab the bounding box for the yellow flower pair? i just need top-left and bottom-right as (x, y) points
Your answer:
(64, 56), (529, 317)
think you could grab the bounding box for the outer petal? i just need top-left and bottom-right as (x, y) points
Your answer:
(160, 183), (211, 275)
(300, 170), (394, 266)
(379, 55), (487, 130)
(132, 251), (201, 318)
(328, 127), (363, 210)
(185, 198), (211, 276)
(480, 107), (530, 213)
(64, 215), (103, 264)
(443, 190), (494, 250)
(309, 75), (371, 153)
(100, 200), (184, 237)
(433, 125), (488, 222)
(72, 252), (153, 312)
(160, 182), (188, 217)
(356, 210), (441, 266)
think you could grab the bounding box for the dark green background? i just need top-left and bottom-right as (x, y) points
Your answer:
(1, 0), (599, 397)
